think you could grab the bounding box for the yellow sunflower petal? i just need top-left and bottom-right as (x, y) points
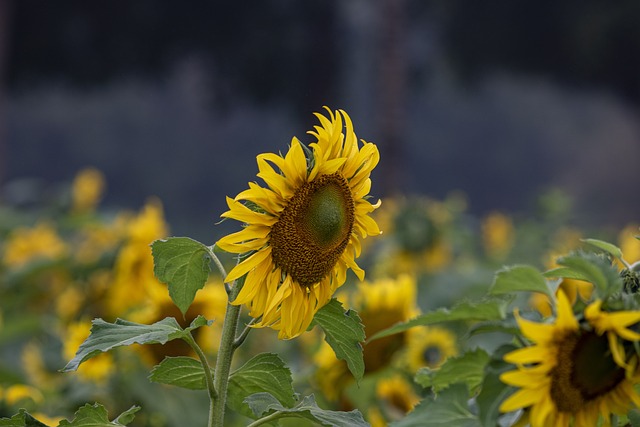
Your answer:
(500, 387), (545, 412)
(225, 247), (272, 283)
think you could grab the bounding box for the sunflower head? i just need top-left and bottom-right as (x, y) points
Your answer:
(405, 326), (458, 372)
(500, 291), (640, 426)
(217, 107), (381, 339)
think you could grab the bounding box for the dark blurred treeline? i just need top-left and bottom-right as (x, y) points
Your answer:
(1, 0), (639, 239)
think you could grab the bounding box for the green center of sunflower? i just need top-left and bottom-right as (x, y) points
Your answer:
(394, 203), (436, 253)
(270, 172), (355, 288)
(550, 330), (625, 414)
(423, 346), (442, 367)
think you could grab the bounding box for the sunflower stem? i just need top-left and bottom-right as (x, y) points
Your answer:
(245, 411), (286, 427)
(183, 333), (217, 427)
(211, 275), (245, 427)
(233, 317), (259, 349)
(206, 244), (229, 281)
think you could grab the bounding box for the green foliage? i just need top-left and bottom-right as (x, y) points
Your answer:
(226, 353), (296, 419)
(0, 409), (49, 427)
(415, 348), (490, 393)
(58, 404), (140, 427)
(149, 356), (207, 390)
(475, 345), (518, 427)
(151, 237), (212, 315)
(389, 384), (480, 427)
(311, 298), (366, 383)
(245, 393), (368, 427)
(62, 316), (211, 372)
(368, 297), (509, 342)
(557, 251), (622, 297)
(581, 238), (624, 261)
(489, 265), (550, 297)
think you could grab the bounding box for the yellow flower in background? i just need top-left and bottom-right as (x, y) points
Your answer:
(63, 320), (115, 384)
(105, 198), (168, 317)
(22, 342), (54, 389)
(619, 224), (640, 264)
(30, 413), (64, 426)
(217, 107), (381, 339)
(500, 291), (640, 426)
(0, 384), (44, 405)
(481, 211), (515, 260)
(74, 214), (129, 264)
(405, 326), (458, 372)
(355, 275), (419, 372)
(71, 167), (105, 213)
(3, 222), (68, 268)
(372, 196), (453, 276)
(376, 375), (420, 417)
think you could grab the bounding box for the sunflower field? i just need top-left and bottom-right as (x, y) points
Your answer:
(1, 108), (640, 427)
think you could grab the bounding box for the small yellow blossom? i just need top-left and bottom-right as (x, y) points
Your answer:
(3, 222), (67, 268)
(71, 167), (105, 213)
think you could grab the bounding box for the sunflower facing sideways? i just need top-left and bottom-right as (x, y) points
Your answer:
(500, 290), (640, 426)
(217, 108), (381, 339)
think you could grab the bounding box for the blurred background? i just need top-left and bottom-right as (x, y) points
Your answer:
(1, 0), (639, 241)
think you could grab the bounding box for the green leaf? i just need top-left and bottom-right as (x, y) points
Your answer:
(581, 238), (623, 260)
(557, 252), (622, 297)
(476, 345), (518, 427)
(489, 265), (550, 297)
(62, 316), (211, 372)
(227, 353), (296, 419)
(245, 393), (368, 427)
(311, 299), (365, 383)
(148, 356), (206, 390)
(628, 409), (640, 427)
(415, 348), (490, 393)
(368, 297), (509, 342)
(58, 404), (140, 426)
(542, 267), (591, 281)
(0, 409), (49, 427)
(151, 237), (212, 315)
(389, 384), (480, 427)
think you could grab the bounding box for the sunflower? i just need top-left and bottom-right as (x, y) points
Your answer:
(217, 107), (381, 339)
(500, 291), (640, 426)
(371, 196), (453, 277)
(405, 326), (458, 372)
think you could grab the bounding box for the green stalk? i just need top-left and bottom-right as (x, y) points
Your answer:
(211, 275), (244, 427)
(183, 334), (217, 427)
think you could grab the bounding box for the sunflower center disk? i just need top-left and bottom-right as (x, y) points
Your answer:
(270, 173), (355, 288)
(550, 331), (625, 413)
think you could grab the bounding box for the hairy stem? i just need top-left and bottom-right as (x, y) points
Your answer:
(184, 334), (217, 427)
(246, 411), (286, 427)
(211, 275), (245, 427)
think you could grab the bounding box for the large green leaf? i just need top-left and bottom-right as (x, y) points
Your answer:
(581, 238), (623, 260)
(58, 404), (140, 426)
(227, 353), (296, 419)
(389, 384), (480, 427)
(148, 356), (207, 390)
(489, 265), (550, 297)
(415, 348), (490, 393)
(311, 299), (365, 382)
(0, 409), (49, 427)
(476, 345), (518, 427)
(245, 393), (368, 427)
(151, 237), (212, 315)
(368, 298), (509, 342)
(62, 316), (210, 372)
(557, 252), (622, 297)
